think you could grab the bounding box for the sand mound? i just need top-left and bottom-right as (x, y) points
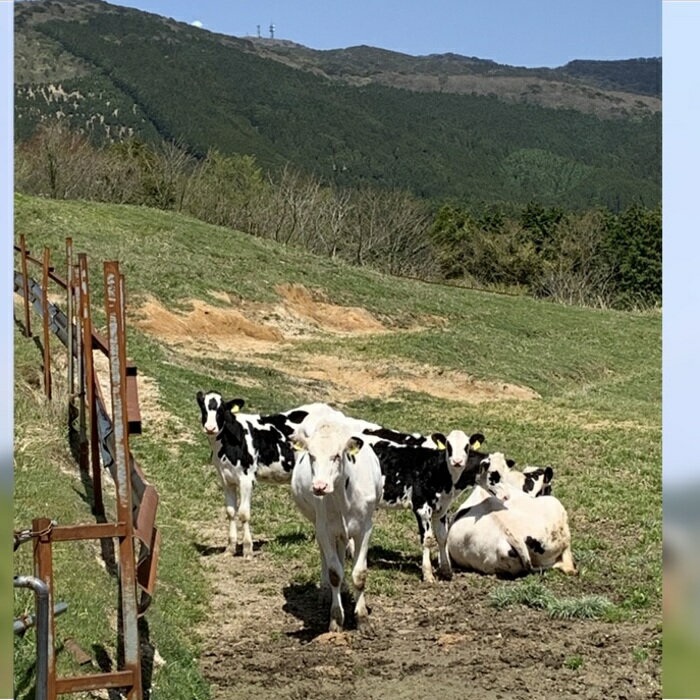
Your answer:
(133, 296), (284, 350)
(255, 353), (539, 404)
(275, 283), (385, 334)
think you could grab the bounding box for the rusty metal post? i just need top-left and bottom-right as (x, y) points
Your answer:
(19, 234), (32, 337)
(78, 254), (103, 516)
(66, 238), (74, 397)
(41, 247), (52, 400)
(74, 264), (88, 475)
(104, 261), (142, 699)
(33, 518), (56, 700)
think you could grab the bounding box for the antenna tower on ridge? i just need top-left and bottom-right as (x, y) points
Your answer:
(256, 24), (261, 38)
(269, 22), (275, 39)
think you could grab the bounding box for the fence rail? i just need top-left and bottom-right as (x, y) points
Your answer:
(13, 238), (160, 700)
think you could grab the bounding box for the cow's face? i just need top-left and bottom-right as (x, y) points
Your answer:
(477, 452), (512, 501)
(297, 423), (363, 496)
(522, 466), (554, 497)
(196, 391), (224, 435)
(440, 430), (485, 470)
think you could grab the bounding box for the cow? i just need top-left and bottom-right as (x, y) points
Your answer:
(195, 391), (344, 558)
(365, 428), (485, 582)
(447, 452), (576, 576)
(290, 422), (383, 631)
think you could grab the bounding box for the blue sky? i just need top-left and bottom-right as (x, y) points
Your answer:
(112, 0), (660, 67)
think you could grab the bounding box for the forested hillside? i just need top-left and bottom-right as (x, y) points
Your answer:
(15, 0), (660, 209)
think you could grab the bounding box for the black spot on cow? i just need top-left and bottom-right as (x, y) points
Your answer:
(362, 427), (427, 447)
(488, 471), (501, 485)
(286, 410), (309, 425)
(328, 569), (341, 587)
(345, 477), (350, 491)
(217, 403), (254, 473)
(451, 506), (472, 524)
(507, 547), (519, 558)
(523, 476), (536, 493)
(247, 422), (295, 472)
(525, 536), (545, 555)
(259, 412), (294, 437)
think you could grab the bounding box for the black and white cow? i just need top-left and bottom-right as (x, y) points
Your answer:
(447, 453), (575, 576)
(195, 391), (342, 557)
(366, 429), (485, 582)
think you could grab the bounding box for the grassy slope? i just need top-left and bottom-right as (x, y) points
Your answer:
(14, 194), (661, 697)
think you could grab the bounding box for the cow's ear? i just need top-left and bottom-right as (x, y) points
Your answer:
(196, 391), (205, 406)
(470, 433), (485, 450)
(230, 398), (246, 413)
(479, 456), (491, 472)
(506, 458), (516, 469)
(431, 432), (447, 450)
(346, 437), (364, 456)
(544, 466), (554, 483)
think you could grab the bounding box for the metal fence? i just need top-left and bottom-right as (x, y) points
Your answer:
(13, 236), (161, 699)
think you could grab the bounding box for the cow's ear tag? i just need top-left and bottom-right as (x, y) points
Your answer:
(292, 440), (304, 451)
(436, 439), (446, 451)
(472, 440), (481, 450)
(231, 404), (240, 414)
(347, 444), (359, 456)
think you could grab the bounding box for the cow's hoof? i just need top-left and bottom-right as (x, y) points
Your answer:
(437, 567), (453, 582)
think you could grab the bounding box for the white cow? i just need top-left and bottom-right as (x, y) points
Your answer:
(291, 422), (383, 631)
(447, 453), (576, 576)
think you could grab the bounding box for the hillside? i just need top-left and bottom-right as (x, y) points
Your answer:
(14, 194), (661, 697)
(14, 0), (660, 209)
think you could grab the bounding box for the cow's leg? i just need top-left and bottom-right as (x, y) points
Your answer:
(223, 485), (239, 555)
(315, 528), (344, 631)
(351, 523), (373, 625)
(238, 473), (255, 560)
(414, 503), (435, 582)
(318, 538), (332, 602)
(434, 513), (452, 581)
(553, 545), (578, 575)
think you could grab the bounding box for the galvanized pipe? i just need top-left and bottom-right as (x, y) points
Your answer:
(14, 603), (68, 635)
(14, 575), (50, 700)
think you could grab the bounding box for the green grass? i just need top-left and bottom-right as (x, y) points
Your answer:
(488, 577), (616, 620)
(13, 193), (661, 697)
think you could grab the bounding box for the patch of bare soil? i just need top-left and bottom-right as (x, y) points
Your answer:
(254, 353), (539, 404)
(132, 290), (539, 405)
(275, 283), (386, 334)
(194, 527), (660, 700)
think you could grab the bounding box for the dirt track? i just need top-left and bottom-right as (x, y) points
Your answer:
(195, 527), (660, 700)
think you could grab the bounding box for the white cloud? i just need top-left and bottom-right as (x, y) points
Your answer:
(191, 20), (203, 28)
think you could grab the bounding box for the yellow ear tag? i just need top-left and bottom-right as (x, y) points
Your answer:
(292, 440), (304, 451)
(472, 441), (481, 450)
(231, 404), (240, 414)
(436, 440), (446, 451)
(347, 443), (360, 456)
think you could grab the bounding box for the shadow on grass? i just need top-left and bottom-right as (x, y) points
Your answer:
(367, 544), (422, 576)
(192, 539), (267, 557)
(282, 581), (359, 641)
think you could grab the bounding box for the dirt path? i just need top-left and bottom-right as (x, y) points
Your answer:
(194, 526), (660, 700)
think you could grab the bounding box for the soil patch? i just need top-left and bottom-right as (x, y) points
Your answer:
(194, 523), (660, 700)
(275, 283), (386, 334)
(132, 292), (539, 405)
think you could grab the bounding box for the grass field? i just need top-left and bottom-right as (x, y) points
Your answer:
(13, 193), (661, 698)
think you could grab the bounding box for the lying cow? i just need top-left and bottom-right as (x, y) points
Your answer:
(364, 429), (485, 582)
(196, 391), (342, 558)
(447, 452), (576, 576)
(291, 422), (383, 631)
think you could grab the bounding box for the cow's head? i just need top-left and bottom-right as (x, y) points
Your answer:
(196, 390), (226, 435)
(476, 452), (513, 501)
(522, 466), (554, 497)
(216, 397), (249, 445)
(295, 422), (364, 496)
(437, 430), (485, 471)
